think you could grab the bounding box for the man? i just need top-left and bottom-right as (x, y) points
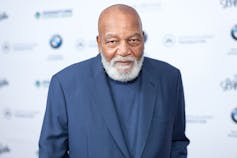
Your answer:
(39, 4), (189, 158)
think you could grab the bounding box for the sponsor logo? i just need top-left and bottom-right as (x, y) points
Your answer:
(0, 143), (10, 155)
(12, 43), (38, 51)
(163, 34), (176, 47)
(231, 108), (237, 123)
(0, 79), (9, 88)
(35, 80), (50, 88)
(186, 115), (213, 124)
(1, 42), (10, 53)
(1, 42), (38, 53)
(228, 130), (237, 137)
(220, 0), (237, 8)
(3, 108), (40, 119)
(75, 39), (86, 50)
(75, 39), (97, 50)
(0, 12), (8, 21)
(50, 34), (63, 49)
(231, 25), (237, 41)
(227, 48), (237, 55)
(3, 109), (12, 119)
(162, 34), (214, 47)
(35, 9), (73, 19)
(220, 75), (237, 91)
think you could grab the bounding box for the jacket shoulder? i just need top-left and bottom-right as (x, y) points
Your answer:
(52, 56), (97, 83)
(144, 57), (180, 76)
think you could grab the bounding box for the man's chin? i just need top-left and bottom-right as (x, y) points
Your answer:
(116, 67), (133, 75)
(100, 53), (144, 82)
(106, 64), (141, 82)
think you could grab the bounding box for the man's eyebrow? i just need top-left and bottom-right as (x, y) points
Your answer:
(128, 33), (142, 38)
(104, 34), (118, 38)
(104, 33), (142, 39)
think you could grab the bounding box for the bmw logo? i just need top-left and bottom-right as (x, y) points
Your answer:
(50, 34), (63, 49)
(231, 25), (237, 41)
(231, 108), (237, 123)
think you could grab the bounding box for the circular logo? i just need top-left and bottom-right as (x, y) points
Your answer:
(231, 25), (237, 41)
(35, 12), (41, 19)
(3, 109), (12, 119)
(1, 42), (10, 53)
(35, 80), (41, 87)
(162, 34), (176, 47)
(50, 34), (63, 49)
(231, 108), (237, 123)
(75, 39), (85, 50)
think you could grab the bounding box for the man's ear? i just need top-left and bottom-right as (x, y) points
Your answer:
(142, 31), (147, 43)
(96, 35), (99, 43)
(96, 35), (102, 52)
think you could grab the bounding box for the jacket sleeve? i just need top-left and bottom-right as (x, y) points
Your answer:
(171, 71), (190, 158)
(39, 75), (69, 158)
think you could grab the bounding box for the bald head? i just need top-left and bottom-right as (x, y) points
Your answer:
(98, 4), (143, 36)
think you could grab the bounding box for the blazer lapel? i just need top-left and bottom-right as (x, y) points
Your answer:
(136, 62), (158, 158)
(90, 55), (130, 158)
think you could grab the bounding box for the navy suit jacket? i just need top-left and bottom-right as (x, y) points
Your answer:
(39, 54), (189, 158)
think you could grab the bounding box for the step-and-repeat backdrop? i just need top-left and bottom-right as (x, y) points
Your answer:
(0, 0), (237, 157)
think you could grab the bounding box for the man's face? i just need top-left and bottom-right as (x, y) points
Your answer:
(97, 10), (144, 82)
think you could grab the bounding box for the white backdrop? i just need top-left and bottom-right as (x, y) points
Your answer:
(0, 0), (237, 157)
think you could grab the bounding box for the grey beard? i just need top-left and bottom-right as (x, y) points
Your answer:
(101, 53), (144, 82)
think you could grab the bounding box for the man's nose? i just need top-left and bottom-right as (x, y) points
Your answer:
(117, 41), (131, 56)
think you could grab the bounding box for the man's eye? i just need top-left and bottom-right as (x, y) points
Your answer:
(130, 39), (138, 41)
(106, 40), (117, 44)
(128, 38), (141, 45)
(105, 40), (119, 47)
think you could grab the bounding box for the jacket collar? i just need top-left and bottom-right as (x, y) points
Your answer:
(135, 60), (159, 158)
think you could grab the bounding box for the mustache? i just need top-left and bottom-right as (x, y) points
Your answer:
(111, 56), (136, 63)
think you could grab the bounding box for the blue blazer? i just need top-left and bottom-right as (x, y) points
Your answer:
(39, 54), (189, 158)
